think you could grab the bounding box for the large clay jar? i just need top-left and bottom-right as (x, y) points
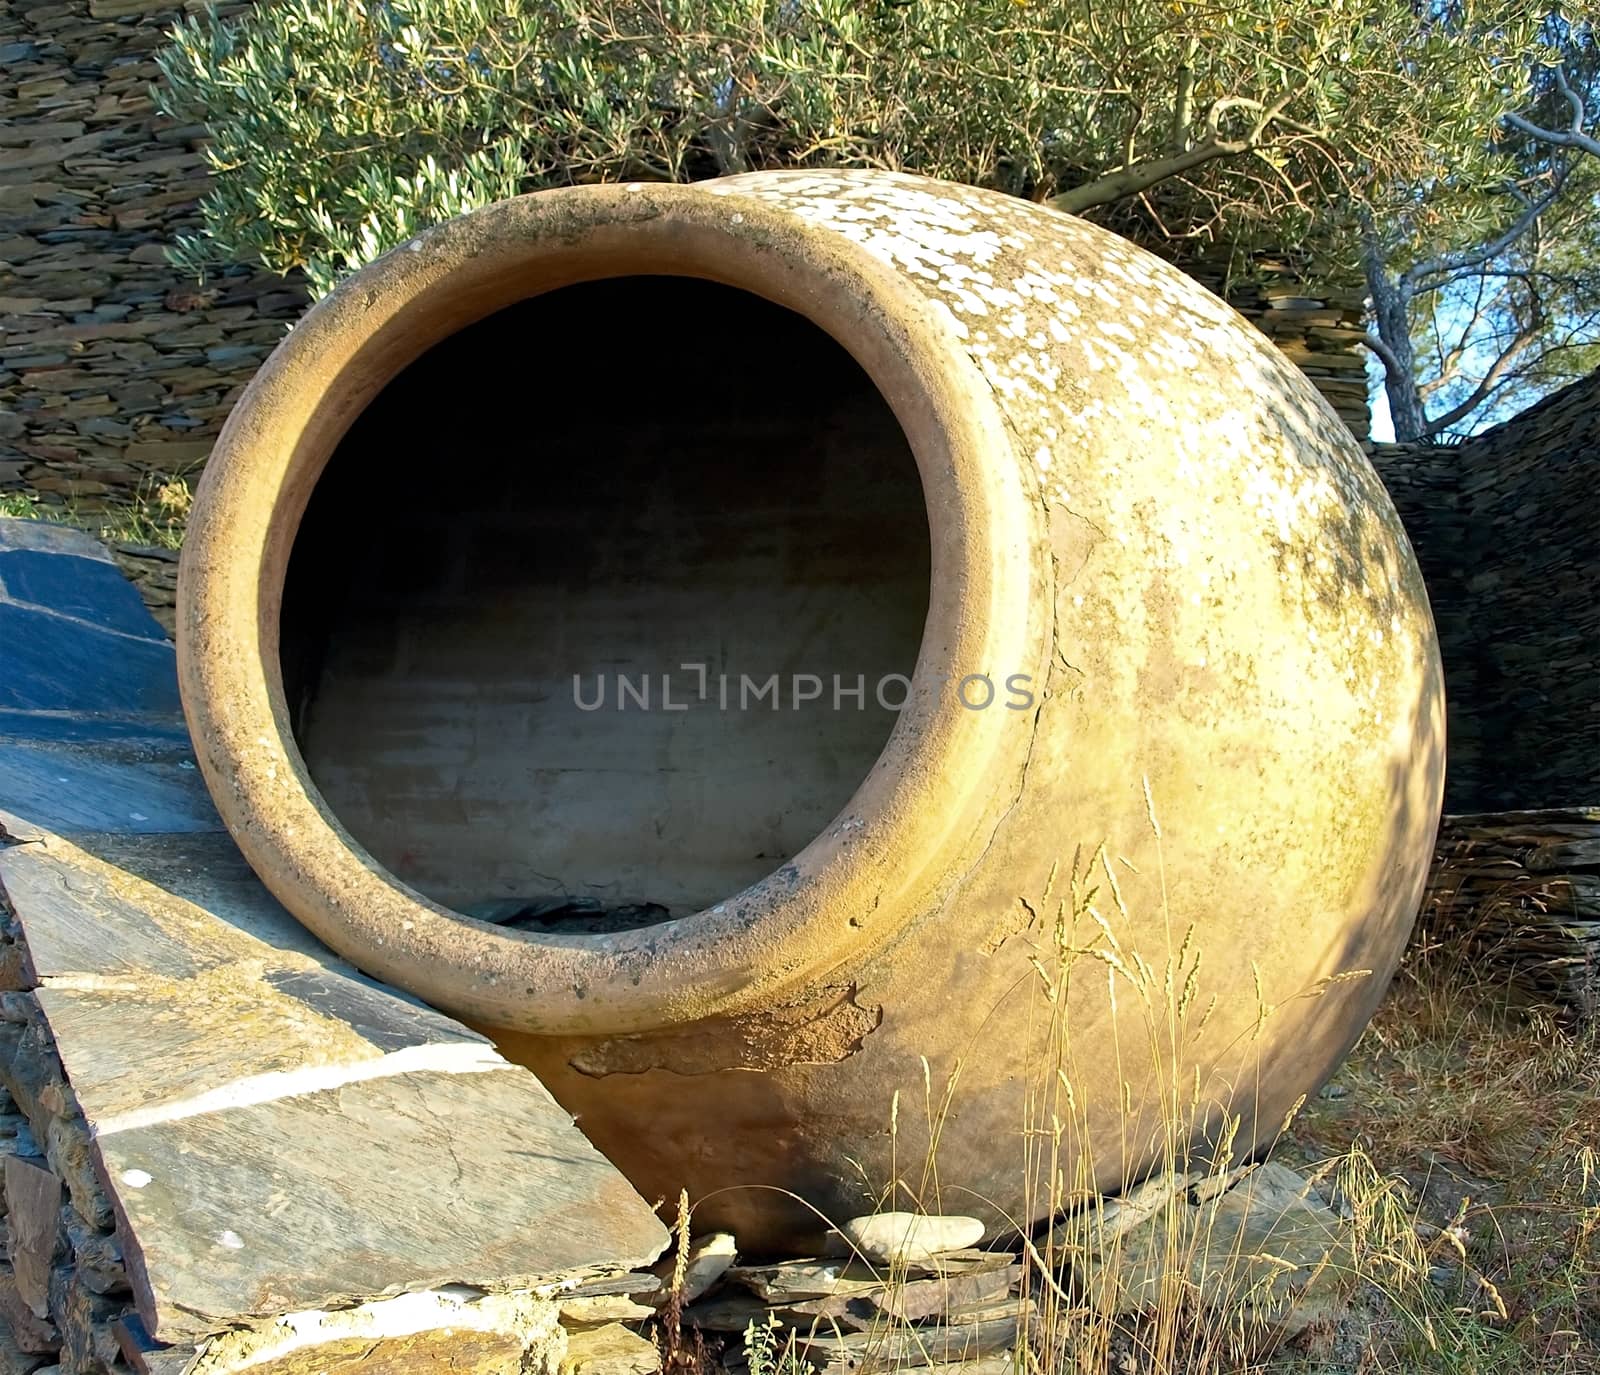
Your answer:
(178, 171), (1444, 1252)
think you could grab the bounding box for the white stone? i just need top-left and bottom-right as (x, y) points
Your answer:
(680, 1232), (737, 1303)
(653, 1231), (737, 1305)
(841, 1212), (985, 1265)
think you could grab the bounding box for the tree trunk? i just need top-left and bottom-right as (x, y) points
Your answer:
(1363, 245), (1429, 442)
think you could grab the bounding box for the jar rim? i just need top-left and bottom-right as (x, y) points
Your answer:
(177, 176), (1040, 1034)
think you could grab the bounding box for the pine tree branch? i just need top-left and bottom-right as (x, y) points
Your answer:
(1422, 317), (1543, 437)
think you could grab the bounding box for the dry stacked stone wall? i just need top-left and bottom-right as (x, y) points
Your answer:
(1370, 373), (1598, 814)
(1, 911), (132, 1375)
(1, 1), (1373, 554)
(1185, 251), (1372, 445)
(0, 0), (307, 518)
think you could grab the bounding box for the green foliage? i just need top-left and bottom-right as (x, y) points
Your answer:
(741, 1314), (806, 1375)
(157, 0), (1558, 297)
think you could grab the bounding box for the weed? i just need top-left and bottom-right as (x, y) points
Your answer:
(743, 1314), (808, 1375)
(664, 784), (1595, 1373)
(0, 472), (192, 551)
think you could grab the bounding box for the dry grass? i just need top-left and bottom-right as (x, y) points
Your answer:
(1285, 941), (1600, 1374)
(0, 472), (192, 551)
(671, 792), (1598, 1375)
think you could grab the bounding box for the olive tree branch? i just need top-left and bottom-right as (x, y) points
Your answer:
(1049, 82), (1316, 214)
(1504, 61), (1600, 159)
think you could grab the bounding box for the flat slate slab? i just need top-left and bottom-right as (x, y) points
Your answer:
(0, 817), (668, 1344)
(0, 519), (210, 835)
(0, 520), (670, 1345)
(0, 521), (177, 716)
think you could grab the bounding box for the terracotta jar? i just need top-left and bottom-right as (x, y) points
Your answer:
(178, 170), (1444, 1252)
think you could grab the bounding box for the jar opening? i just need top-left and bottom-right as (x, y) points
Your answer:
(279, 277), (932, 930)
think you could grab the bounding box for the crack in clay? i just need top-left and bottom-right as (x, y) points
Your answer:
(568, 984), (883, 1077)
(982, 895), (1040, 955)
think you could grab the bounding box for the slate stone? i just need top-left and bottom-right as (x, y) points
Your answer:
(0, 823), (390, 985)
(4, 1154), (62, 1314)
(62, 1207), (128, 1296)
(0, 604), (178, 716)
(792, 1306), (1028, 1375)
(48, 1262), (128, 1373)
(112, 1312), (193, 1375)
(0, 828), (211, 984)
(869, 1263), (1020, 1322)
(0, 534), (670, 1355)
(38, 975), (494, 1128)
(681, 1291), (770, 1333)
(0, 1269), (59, 1354)
(0, 523), (182, 777)
(559, 1323), (662, 1375)
(0, 710), (191, 748)
(0, 523), (114, 565)
(0, 1320), (56, 1375)
(0, 739), (215, 835)
(1074, 1161), (1355, 1338)
(262, 967), (477, 1055)
(559, 1294), (656, 1324)
(0, 548), (165, 641)
(104, 1066), (664, 1341)
(0, 819), (670, 1343)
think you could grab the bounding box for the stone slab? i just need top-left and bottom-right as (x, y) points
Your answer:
(0, 1269), (58, 1354)
(4, 1154), (60, 1314)
(113, 1312), (193, 1375)
(0, 546), (166, 643)
(0, 602), (181, 717)
(0, 738), (215, 835)
(0, 517), (667, 1353)
(0, 517), (205, 835)
(559, 1321), (661, 1375)
(0, 816), (669, 1342)
(0, 523), (117, 566)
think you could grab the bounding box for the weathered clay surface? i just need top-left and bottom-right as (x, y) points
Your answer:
(176, 170), (1444, 1251)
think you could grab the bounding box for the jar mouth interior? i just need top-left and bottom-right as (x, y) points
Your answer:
(278, 276), (933, 931)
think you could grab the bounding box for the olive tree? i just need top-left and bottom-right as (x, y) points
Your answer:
(1362, 24), (1600, 442)
(158, 0), (1558, 297)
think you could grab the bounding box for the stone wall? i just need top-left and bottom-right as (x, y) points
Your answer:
(0, 0), (1373, 521)
(0, 0), (306, 516)
(1370, 373), (1598, 813)
(0, 939), (134, 1375)
(1419, 808), (1598, 1020)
